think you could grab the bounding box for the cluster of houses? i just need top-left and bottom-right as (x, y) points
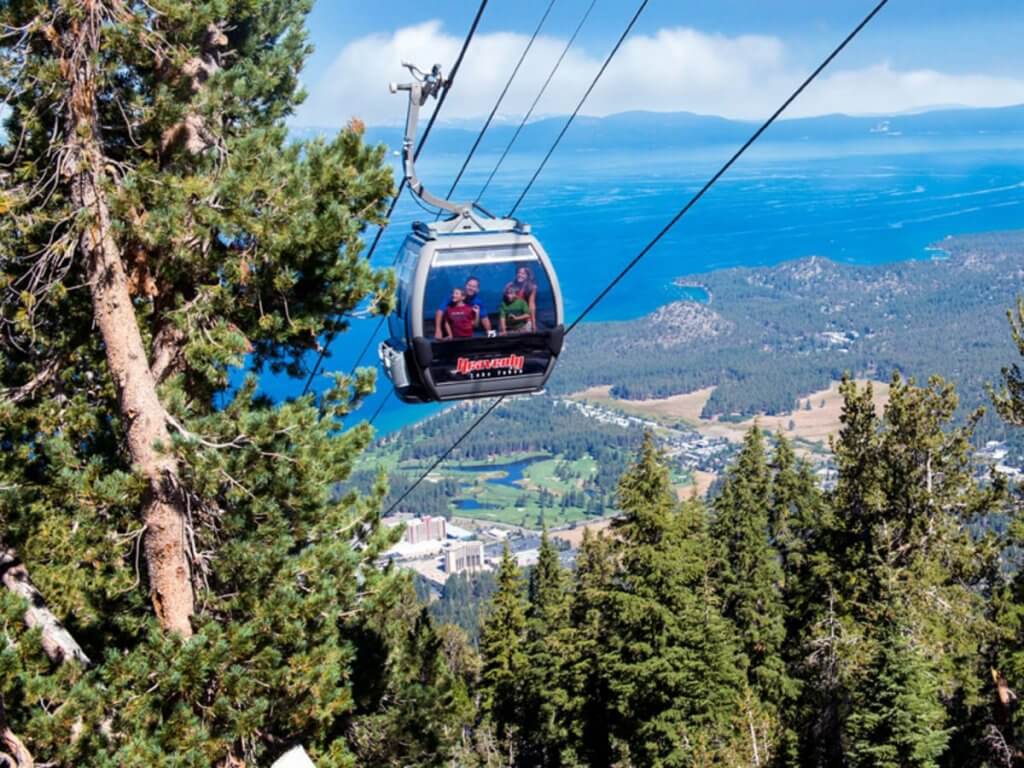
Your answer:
(976, 440), (1024, 482)
(560, 398), (737, 474)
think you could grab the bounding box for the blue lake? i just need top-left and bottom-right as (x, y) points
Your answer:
(455, 456), (546, 486)
(452, 498), (495, 511)
(450, 456), (547, 510)
(258, 135), (1024, 435)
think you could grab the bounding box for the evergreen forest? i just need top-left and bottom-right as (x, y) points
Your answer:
(3, 1), (1024, 766)
(468, 362), (1024, 767)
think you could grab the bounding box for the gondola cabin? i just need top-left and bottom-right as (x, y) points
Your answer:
(380, 215), (564, 403)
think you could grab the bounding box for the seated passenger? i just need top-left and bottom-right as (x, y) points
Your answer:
(442, 287), (478, 339)
(506, 266), (538, 330)
(499, 284), (532, 334)
(434, 276), (491, 338)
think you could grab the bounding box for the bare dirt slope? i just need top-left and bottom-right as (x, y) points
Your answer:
(572, 379), (890, 450)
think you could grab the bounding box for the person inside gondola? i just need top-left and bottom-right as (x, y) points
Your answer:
(499, 283), (532, 334)
(434, 276), (491, 339)
(505, 265), (538, 330)
(441, 287), (477, 339)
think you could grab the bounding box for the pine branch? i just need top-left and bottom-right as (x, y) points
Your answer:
(0, 359), (60, 405)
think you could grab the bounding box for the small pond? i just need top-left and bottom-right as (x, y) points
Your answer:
(455, 456), (548, 488)
(452, 498), (499, 511)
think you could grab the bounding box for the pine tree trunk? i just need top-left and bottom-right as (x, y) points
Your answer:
(62, 3), (194, 637)
(0, 699), (34, 767)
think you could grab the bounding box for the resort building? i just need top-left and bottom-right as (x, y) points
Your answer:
(404, 516), (446, 545)
(444, 541), (485, 575)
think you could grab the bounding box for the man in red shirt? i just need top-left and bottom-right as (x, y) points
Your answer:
(442, 288), (478, 339)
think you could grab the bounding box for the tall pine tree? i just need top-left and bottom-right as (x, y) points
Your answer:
(767, 433), (829, 767)
(480, 544), (528, 756)
(521, 529), (571, 766)
(710, 425), (792, 732)
(988, 297), (1024, 763)
(798, 375), (1000, 765)
(607, 433), (746, 766)
(563, 527), (617, 767)
(0, 2), (459, 765)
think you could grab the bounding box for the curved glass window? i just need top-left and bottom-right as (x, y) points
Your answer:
(423, 244), (556, 340)
(388, 241), (418, 340)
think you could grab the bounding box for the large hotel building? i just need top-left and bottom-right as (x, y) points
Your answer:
(403, 516), (447, 545)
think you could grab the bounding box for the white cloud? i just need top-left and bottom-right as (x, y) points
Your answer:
(798, 63), (1024, 117)
(293, 21), (1024, 127)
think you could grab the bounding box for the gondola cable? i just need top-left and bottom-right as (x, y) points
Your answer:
(507, 0), (649, 218)
(300, 0), (490, 397)
(475, 0), (598, 205)
(437, 0), (559, 210)
(368, 389), (394, 425)
(382, 0), (890, 516)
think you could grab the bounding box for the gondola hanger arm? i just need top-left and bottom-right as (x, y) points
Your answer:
(390, 62), (473, 217)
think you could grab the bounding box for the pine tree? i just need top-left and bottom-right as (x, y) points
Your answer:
(846, 622), (950, 768)
(770, 433), (805, 570)
(770, 432), (832, 633)
(711, 426), (793, 733)
(987, 298), (1024, 763)
(521, 529), (571, 766)
(347, 592), (475, 766)
(829, 377), (886, 603)
(802, 375), (1000, 765)
(0, 2), (462, 765)
(607, 433), (746, 766)
(768, 433), (829, 766)
(563, 527), (617, 767)
(992, 297), (1024, 427)
(480, 544), (528, 751)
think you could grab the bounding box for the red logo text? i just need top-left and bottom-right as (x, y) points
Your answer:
(456, 355), (526, 375)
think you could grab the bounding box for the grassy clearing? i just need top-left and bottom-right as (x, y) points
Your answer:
(521, 456), (596, 494)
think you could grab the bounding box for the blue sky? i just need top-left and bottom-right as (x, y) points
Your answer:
(294, 1), (1024, 126)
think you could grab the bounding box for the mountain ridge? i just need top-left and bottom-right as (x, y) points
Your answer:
(292, 103), (1024, 154)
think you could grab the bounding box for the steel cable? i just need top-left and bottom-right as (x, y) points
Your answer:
(440, 0), (559, 208)
(507, 0), (649, 217)
(475, 0), (598, 205)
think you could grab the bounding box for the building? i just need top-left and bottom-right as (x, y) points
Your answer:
(405, 516), (446, 545)
(444, 541), (485, 575)
(445, 522), (475, 540)
(514, 548), (540, 568)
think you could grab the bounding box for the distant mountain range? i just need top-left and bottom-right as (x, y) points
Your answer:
(293, 104), (1024, 155)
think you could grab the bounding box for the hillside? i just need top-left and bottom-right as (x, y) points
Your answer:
(550, 230), (1024, 449)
